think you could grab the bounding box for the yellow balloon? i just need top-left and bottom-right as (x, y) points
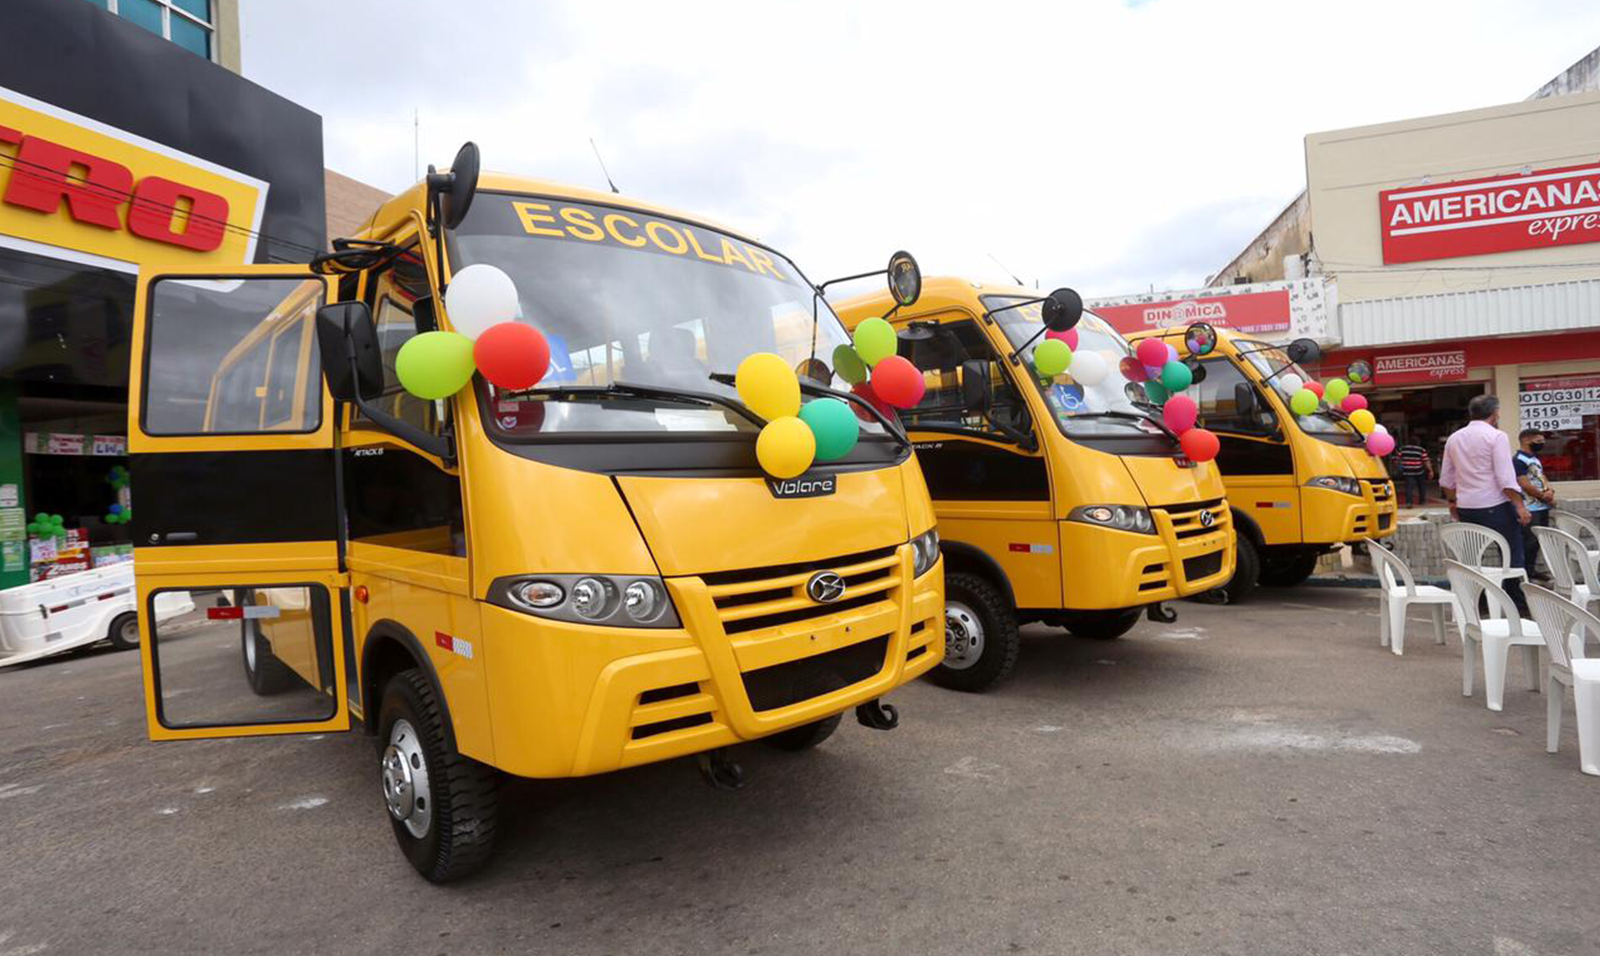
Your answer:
(1349, 408), (1376, 434)
(735, 352), (801, 420)
(756, 417), (816, 479)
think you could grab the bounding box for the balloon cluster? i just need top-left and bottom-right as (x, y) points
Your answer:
(104, 503), (131, 525)
(1284, 375), (1391, 456)
(107, 464), (129, 491)
(739, 320), (927, 479)
(1134, 334), (1219, 463)
(27, 512), (66, 539)
(396, 264), (551, 399)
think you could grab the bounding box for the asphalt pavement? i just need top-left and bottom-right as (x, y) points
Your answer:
(1, 588), (1596, 956)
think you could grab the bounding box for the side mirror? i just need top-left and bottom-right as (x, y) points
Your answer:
(428, 141), (481, 231)
(887, 250), (921, 307)
(960, 359), (992, 414)
(1041, 288), (1083, 332)
(1347, 359), (1372, 385)
(316, 302), (383, 402)
(898, 321), (961, 372)
(1286, 337), (1322, 365)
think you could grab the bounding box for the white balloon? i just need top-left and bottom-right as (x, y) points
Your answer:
(1083, 391), (1109, 413)
(1373, 424), (1388, 435)
(446, 264), (520, 340)
(1071, 350), (1110, 387)
(1278, 372), (1303, 394)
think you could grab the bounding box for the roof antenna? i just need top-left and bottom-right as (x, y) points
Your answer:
(988, 252), (1024, 286)
(589, 138), (620, 194)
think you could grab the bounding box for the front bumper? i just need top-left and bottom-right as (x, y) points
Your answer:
(481, 544), (943, 779)
(1302, 480), (1397, 544)
(1059, 499), (1235, 609)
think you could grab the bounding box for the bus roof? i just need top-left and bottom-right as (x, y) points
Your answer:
(832, 275), (1042, 327)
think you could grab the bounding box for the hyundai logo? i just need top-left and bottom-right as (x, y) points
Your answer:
(1198, 510), (1215, 528)
(806, 571), (846, 604)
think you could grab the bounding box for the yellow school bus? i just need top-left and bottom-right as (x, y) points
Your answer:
(835, 278), (1233, 691)
(129, 144), (944, 881)
(1126, 325), (1396, 601)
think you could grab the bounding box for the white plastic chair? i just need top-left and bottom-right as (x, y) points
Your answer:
(1533, 525), (1600, 615)
(1444, 561), (1545, 712)
(1523, 584), (1600, 776)
(1365, 539), (1456, 656)
(1551, 511), (1600, 567)
(1440, 522), (1528, 591)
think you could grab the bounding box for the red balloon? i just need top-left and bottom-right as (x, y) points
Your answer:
(1304, 381), (1325, 398)
(1162, 394), (1198, 434)
(1341, 393), (1368, 413)
(1180, 427), (1221, 463)
(1046, 328), (1078, 350)
(1136, 337), (1169, 369)
(869, 355), (925, 408)
(1119, 356), (1149, 382)
(851, 380), (897, 423)
(474, 322), (550, 390)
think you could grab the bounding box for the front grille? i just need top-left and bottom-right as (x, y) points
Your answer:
(631, 713), (713, 739)
(639, 682), (699, 705)
(1157, 498), (1229, 540)
(1183, 550), (1224, 582)
(1378, 512), (1393, 531)
(1363, 478), (1393, 502)
(742, 635), (889, 712)
(703, 547), (903, 637)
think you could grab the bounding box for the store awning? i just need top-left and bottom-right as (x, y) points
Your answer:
(1339, 277), (1600, 348)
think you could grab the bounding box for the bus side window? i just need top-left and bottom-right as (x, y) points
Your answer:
(356, 240), (442, 436)
(901, 320), (1030, 438)
(1194, 358), (1276, 436)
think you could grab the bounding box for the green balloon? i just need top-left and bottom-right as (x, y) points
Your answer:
(1324, 378), (1350, 404)
(799, 398), (859, 462)
(25, 522), (38, 535)
(1144, 380), (1170, 404)
(1034, 339), (1072, 377)
(50, 515), (62, 525)
(853, 317), (898, 367)
(832, 344), (869, 385)
(33, 512), (46, 524)
(1160, 360), (1192, 392)
(395, 331), (476, 400)
(1290, 388), (1318, 416)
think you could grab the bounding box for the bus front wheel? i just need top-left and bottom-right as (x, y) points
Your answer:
(378, 669), (500, 884)
(762, 713), (843, 751)
(1223, 535), (1261, 603)
(1259, 547), (1320, 588)
(929, 573), (1020, 692)
(242, 622), (297, 696)
(1062, 608), (1142, 640)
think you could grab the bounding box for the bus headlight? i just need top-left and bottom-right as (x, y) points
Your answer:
(1068, 504), (1156, 534)
(911, 528), (940, 577)
(490, 573), (680, 628)
(1306, 476), (1362, 496)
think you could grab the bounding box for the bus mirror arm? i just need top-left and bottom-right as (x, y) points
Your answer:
(345, 354), (457, 467)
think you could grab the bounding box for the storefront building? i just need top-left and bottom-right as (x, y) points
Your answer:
(0, 0), (326, 585)
(1204, 50), (1600, 496)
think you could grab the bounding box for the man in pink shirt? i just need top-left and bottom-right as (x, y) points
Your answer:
(1440, 394), (1531, 613)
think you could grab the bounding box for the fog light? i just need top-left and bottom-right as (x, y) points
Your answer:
(509, 580), (564, 610)
(570, 577), (616, 620)
(623, 580), (663, 622)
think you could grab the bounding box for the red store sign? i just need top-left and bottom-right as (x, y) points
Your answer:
(1091, 289), (1290, 336)
(1379, 160), (1600, 264)
(1372, 350), (1467, 385)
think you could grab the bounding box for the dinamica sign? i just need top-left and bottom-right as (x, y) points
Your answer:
(1379, 161), (1600, 264)
(1089, 288), (1290, 336)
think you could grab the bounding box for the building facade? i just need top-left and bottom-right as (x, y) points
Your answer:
(0, 0), (326, 585)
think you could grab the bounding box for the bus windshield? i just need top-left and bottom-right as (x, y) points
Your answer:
(983, 296), (1168, 439)
(447, 193), (878, 438)
(1237, 340), (1363, 445)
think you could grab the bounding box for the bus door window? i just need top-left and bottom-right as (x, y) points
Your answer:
(1194, 358), (1278, 437)
(902, 320), (1030, 440)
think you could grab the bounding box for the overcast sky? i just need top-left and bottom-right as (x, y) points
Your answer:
(240, 0), (1597, 299)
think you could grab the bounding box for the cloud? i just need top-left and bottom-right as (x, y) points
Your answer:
(239, 0), (1600, 297)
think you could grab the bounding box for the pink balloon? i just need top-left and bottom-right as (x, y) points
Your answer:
(1135, 337), (1168, 368)
(1366, 431), (1395, 456)
(1304, 381), (1325, 398)
(1120, 356), (1149, 382)
(1162, 394), (1198, 434)
(1341, 393), (1368, 413)
(1046, 328), (1079, 350)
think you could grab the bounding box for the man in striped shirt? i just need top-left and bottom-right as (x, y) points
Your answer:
(1396, 439), (1433, 507)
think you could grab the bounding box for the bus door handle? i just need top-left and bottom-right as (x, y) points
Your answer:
(152, 531), (200, 544)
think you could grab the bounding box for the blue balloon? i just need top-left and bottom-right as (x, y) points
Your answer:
(108, 504), (123, 514)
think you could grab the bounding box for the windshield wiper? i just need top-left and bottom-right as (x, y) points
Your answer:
(707, 372), (912, 451)
(1072, 409), (1179, 440)
(518, 382), (767, 429)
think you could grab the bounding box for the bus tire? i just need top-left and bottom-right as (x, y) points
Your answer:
(108, 612), (140, 651)
(1064, 608), (1142, 640)
(241, 620), (298, 695)
(762, 713), (843, 752)
(929, 572), (1020, 692)
(379, 669), (500, 884)
(1259, 547), (1320, 588)
(1224, 535), (1261, 604)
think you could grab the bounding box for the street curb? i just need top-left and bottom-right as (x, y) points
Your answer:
(1303, 575), (1449, 590)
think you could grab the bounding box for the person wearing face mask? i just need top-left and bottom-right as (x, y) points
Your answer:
(1514, 428), (1556, 584)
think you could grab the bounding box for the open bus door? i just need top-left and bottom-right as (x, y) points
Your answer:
(130, 267), (351, 741)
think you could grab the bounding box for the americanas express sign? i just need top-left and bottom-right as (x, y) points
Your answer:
(1380, 161), (1600, 264)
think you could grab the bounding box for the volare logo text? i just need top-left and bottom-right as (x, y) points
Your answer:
(767, 475), (836, 498)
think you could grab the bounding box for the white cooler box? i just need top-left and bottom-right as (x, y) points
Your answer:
(0, 563), (193, 667)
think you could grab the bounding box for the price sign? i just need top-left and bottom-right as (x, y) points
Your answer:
(1519, 376), (1600, 432)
